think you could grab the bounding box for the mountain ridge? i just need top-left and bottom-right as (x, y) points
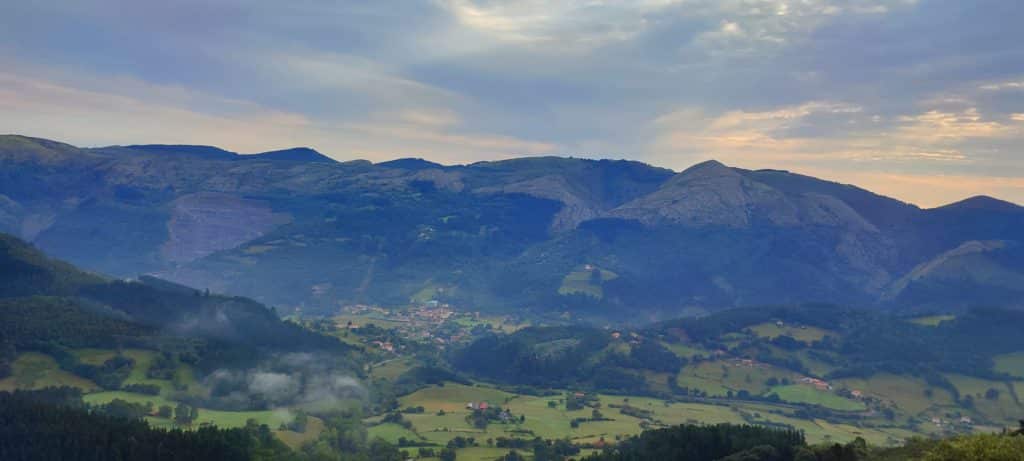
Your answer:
(1, 134), (1022, 316)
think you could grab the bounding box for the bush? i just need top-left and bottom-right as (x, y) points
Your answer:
(922, 434), (1024, 461)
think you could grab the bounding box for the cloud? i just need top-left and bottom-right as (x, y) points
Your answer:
(249, 372), (300, 403)
(438, 0), (678, 47)
(980, 80), (1024, 91)
(204, 353), (368, 411)
(651, 102), (1020, 167)
(1, 0), (1023, 205)
(0, 70), (555, 162)
(0, 72), (313, 153)
(804, 169), (1024, 208)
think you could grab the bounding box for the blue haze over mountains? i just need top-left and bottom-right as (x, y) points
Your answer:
(1, 134), (1022, 318)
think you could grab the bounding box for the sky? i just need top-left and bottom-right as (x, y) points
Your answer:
(2, 0), (1023, 207)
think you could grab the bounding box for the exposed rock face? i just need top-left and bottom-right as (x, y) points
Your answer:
(609, 160), (764, 227)
(411, 169), (465, 192)
(477, 175), (599, 232)
(161, 192), (291, 263)
(607, 161), (880, 232)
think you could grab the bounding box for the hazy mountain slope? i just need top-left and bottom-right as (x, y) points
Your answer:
(0, 232), (343, 351)
(1, 135), (1021, 316)
(243, 147), (336, 163)
(885, 240), (1024, 309)
(0, 233), (106, 297)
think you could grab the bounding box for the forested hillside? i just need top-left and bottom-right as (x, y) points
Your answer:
(3, 135), (1023, 316)
(0, 233), (346, 354)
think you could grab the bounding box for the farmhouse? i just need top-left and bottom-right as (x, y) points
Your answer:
(799, 377), (832, 391)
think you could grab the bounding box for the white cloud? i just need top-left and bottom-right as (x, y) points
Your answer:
(649, 102), (1018, 173)
(979, 80), (1024, 91)
(439, 0), (678, 46)
(0, 71), (555, 162)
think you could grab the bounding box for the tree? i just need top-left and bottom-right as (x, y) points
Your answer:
(961, 395), (975, 409)
(922, 433), (1024, 460)
(291, 410), (309, 432)
(439, 447), (457, 461)
(157, 405), (173, 418)
(501, 450), (525, 461)
(174, 403), (194, 425)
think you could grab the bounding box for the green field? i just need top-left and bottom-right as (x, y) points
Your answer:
(0, 353), (98, 392)
(73, 348), (119, 365)
(793, 350), (839, 377)
(397, 382), (895, 446)
(558, 265), (617, 299)
(276, 416), (326, 450)
(84, 391), (294, 429)
(908, 315), (956, 326)
(943, 373), (1023, 423)
(993, 352), (1024, 378)
(401, 383), (515, 412)
(448, 447), (528, 461)
(368, 423), (423, 444)
(371, 357), (417, 382)
(748, 323), (833, 344)
(676, 360), (798, 397)
(835, 373), (956, 417)
(768, 385), (865, 411)
(661, 342), (709, 360)
(333, 314), (408, 330)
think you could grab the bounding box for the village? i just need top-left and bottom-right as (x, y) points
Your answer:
(330, 301), (528, 355)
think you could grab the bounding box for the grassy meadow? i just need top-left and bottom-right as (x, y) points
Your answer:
(395, 381), (902, 446)
(767, 385), (865, 411)
(0, 352), (98, 392)
(748, 323), (833, 344)
(993, 352), (1024, 378)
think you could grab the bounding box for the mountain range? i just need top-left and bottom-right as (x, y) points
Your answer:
(2, 134), (1022, 318)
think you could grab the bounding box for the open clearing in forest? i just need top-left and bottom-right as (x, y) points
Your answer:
(993, 352), (1024, 379)
(397, 382), (899, 446)
(0, 352), (98, 392)
(767, 385), (865, 411)
(748, 323), (833, 344)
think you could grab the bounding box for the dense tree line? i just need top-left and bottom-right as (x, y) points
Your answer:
(0, 232), (350, 357)
(0, 389), (289, 461)
(582, 423), (806, 461)
(0, 296), (153, 349)
(454, 326), (686, 394)
(653, 304), (1024, 381)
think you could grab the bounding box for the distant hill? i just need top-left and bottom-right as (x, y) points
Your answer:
(1, 134), (1022, 317)
(115, 144), (240, 161)
(375, 158), (445, 170)
(243, 147), (336, 163)
(0, 232), (344, 353)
